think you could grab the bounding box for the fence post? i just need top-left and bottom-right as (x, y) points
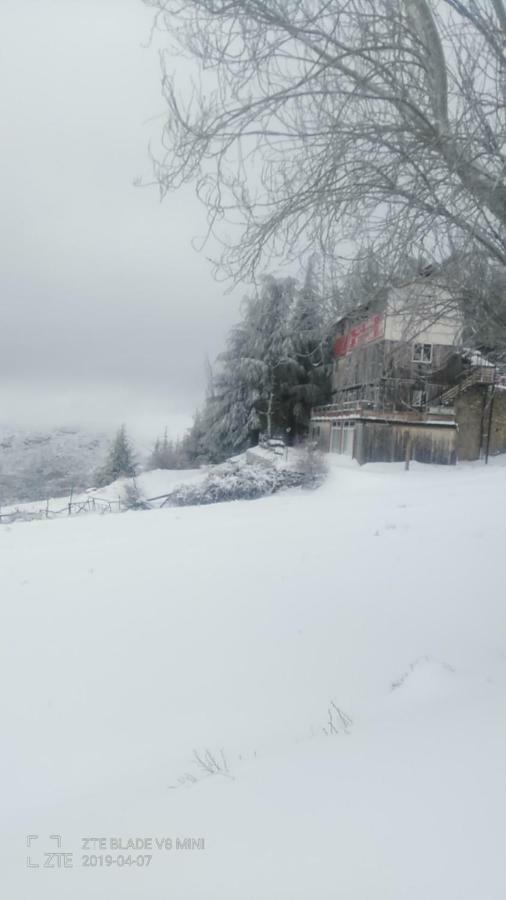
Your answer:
(405, 434), (412, 471)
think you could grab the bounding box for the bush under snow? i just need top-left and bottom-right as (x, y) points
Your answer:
(161, 460), (309, 507)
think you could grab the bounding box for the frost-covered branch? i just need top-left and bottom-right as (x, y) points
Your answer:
(144, 0), (506, 279)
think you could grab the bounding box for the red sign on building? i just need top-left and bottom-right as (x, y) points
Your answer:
(333, 313), (384, 357)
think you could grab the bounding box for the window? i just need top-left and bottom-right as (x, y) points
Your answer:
(413, 343), (432, 363)
(330, 422), (355, 455)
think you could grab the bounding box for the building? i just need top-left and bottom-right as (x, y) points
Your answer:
(310, 277), (506, 464)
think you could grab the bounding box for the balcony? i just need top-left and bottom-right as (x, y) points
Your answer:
(311, 401), (455, 426)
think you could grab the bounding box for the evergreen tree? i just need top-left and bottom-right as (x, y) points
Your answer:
(289, 257), (332, 437)
(179, 409), (214, 466)
(181, 269), (332, 465)
(95, 425), (137, 486)
(200, 276), (301, 458)
(148, 428), (180, 470)
(184, 273), (330, 462)
(240, 275), (301, 439)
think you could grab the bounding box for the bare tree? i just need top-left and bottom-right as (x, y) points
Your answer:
(442, 251), (506, 356)
(144, 0), (506, 281)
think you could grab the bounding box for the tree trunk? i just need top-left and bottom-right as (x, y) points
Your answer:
(266, 391), (273, 438)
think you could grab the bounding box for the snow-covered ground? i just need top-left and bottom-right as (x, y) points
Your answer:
(1, 458), (506, 898)
(0, 445), (301, 518)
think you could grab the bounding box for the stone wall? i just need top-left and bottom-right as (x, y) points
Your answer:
(488, 389), (506, 455)
(455, 385), (506, 460)
(455, 386), (485, 461)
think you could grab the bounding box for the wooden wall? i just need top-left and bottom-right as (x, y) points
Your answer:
(332, 339), (461, 408)
(355, 421), (456, 465)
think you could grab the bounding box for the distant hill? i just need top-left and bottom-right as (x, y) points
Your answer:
(0, 426), (111, 505)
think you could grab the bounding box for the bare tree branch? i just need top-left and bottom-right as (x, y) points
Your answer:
(144, 0), (506, 280)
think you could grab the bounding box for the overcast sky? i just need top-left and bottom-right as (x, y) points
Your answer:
(0, 0), (243, 441)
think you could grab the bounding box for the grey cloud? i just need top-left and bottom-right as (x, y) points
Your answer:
(0, 0), (242, 438)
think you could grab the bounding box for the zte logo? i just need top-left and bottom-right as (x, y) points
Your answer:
(26, 834), (73, 869)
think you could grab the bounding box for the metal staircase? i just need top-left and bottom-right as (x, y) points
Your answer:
(435, 365), (495, 407)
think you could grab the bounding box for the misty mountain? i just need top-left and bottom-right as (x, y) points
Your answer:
(0, 426), (111, 506)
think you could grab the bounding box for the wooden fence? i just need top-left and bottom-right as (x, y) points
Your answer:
(0, 490), (177, 525)
(0, 494), (124, 525)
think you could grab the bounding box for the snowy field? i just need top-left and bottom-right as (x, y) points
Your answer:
(1, 457), (506, 898)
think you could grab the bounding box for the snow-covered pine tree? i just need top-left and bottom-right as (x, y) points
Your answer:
(148, 428), (179, 469)
(200, 322), (256, 460)
(179, 408), (215, 465)
(182, 271), (331, 463)
(95, 425), (137, 486)
(149, 437), (162, 468)
(238, 275), (302, 439)
(289, 257), (332, 437)
(200, 275), (301, 456)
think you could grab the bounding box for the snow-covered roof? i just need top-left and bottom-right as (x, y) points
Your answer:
(461, 348), (495, 368)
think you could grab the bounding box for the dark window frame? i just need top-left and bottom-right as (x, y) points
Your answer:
(412, 342), (432, 364)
